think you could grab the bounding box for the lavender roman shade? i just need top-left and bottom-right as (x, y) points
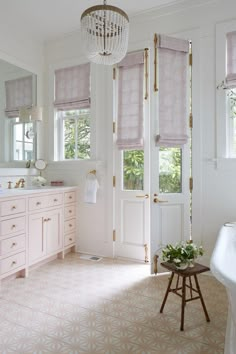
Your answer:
(155, 34), (189, 147)
(54, 63), (90, 110)
(117, 51), (144, 150)
(226, 31), (236, 88)
(5, 75), (33, 118)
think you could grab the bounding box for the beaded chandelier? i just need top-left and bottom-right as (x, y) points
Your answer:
(80, 0), (129, 65)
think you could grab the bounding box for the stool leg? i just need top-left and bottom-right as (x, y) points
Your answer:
(180, 276), (186, 331)
(194, 274), (210, 322)
(160, 272), (174, 313)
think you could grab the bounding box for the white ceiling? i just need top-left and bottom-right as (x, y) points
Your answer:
(0, 0), (182, 43)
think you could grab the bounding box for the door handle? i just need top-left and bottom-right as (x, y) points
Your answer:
(136, 194), (149, 199)
(153, 197), (168, 203)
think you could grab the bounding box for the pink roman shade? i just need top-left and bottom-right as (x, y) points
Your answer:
(155, 34), (189, 147)
(117, 51), (144, 150)
(54, 63), (90, 110)
(5, 75), (33, 118)
(226, 31), (236, 88)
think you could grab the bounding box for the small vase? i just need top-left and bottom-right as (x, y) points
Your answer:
(188, 259), (195, 268)
(175, 263), (188, 270)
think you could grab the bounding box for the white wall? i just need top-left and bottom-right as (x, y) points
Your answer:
(44, 0), (236, 264)
(44, 39), (114, 257)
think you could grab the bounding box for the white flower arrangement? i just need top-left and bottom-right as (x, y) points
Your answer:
(162, 241), (204, 269)
(32, 176), (47, 187)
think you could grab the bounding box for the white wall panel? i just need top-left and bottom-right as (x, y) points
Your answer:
(122, 200), (145, 246)
(160, 205), (183, 246)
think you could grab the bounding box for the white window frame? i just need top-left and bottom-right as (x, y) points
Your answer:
(216, 20), (236, 159)
(57, 108), (91, 161)
(50, 61), (96, 162)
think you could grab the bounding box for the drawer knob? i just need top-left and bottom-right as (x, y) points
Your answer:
(12, 261), (17, 266)
(69, 238), (73, 241)
(48, 218), (51, 221)
(69, 210), (72, 213)
(12, 224), (16, 229)
(12, 242), (17, 247)
(69, 224), (72, 227)
(11, 206), (16, 210)
(44, 218), (48, 222)
(69, 196), (72, 199)
(36, 202), (41, 206)
(54, 199), (58, 202)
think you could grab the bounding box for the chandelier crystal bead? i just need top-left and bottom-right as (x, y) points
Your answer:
(80, 0), (129, 65)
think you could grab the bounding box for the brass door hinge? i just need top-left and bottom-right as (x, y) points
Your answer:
(189, 177), (193, 192)
(189, 53), (192, 66)
(113, 230), (116, 241)
(113, 68), (116, 80)
(189, 113), (193, 128)
(113, 122), (116, 133)
(113, 176), (116, 187)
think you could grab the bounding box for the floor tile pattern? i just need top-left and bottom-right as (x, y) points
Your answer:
(0, 253), (227, 353)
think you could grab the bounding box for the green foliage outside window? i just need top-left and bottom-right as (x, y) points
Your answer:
(159, 147), (182, 193)
(123, 148), (182, 193)
(63, 109), (90, 160)
(123, 150), (144, 190)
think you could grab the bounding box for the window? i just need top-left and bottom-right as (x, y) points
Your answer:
(58, 108), (90, 160)
(12, 119), (35, 161)
(159, 147), (182, 193)
(227, 88), (236, 156)
(54, 63), (91, 161)
(216, 21), (236, 158)
(122, 150), (144, 190)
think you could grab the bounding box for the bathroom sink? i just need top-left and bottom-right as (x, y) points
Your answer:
(1, 186), (59, 194)
(210, 223), (236, 354)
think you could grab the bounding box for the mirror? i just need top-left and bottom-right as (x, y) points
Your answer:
(35, 159), (47, 171)
(0, 58), (37, 164)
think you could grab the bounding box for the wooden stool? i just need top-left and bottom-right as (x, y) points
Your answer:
(160, 262), (210, 331)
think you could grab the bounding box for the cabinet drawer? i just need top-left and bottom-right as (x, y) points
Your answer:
(48, 193), (63, 207)
(0, 234), (25, 256)
(64, 232), (76, 247)
(29, 195), (48, 211)
(64, 191), (76, 204)
(0, 216), (25, 236)
(0, 198), (26, 217)
(0, 251), (25, 275)
(64, 205), (76, 219)
(64, 219), (76, 233)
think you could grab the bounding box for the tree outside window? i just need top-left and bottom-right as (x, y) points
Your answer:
(60, 109), (90, 160)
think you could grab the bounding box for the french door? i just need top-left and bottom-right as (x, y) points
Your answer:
(114, 36), (191, 268)
(114, 95), (150, 261)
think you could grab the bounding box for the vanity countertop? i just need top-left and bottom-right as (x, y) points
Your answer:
(0, 186), (77, 198)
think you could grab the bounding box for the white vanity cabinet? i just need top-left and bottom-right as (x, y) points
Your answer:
(0, 197), (27, 281)
(0, 187), (77, 286)
(28, 207), (63, 265)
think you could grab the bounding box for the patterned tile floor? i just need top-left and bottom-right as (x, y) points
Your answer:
(0, 253), (228, 354)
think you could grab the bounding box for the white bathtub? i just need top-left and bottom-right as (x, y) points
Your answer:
(210, 223), (236, 354)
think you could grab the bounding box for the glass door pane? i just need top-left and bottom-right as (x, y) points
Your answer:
(159, 147), (182, 193)
(122, 150), (144, 191)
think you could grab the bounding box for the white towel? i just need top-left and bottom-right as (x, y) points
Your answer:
(84, 174), (99, 204)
